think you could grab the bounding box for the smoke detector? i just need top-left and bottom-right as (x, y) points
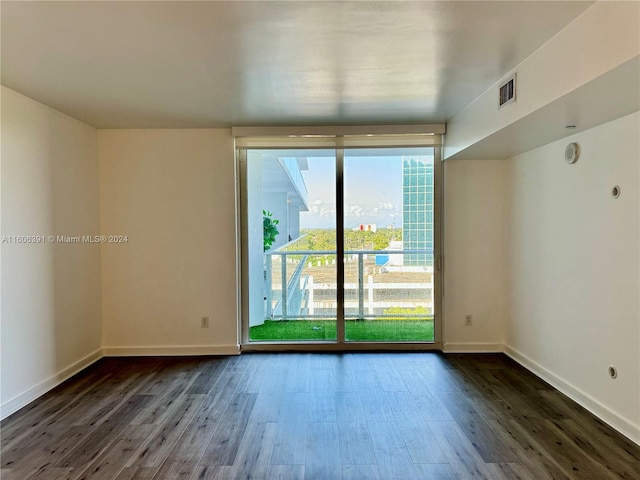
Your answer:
(565, 142), (580, 164)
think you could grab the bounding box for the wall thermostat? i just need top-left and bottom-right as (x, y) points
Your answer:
(565, 142), (579, 164)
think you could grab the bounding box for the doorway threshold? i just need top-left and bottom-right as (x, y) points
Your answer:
(241, 341), (443, 353)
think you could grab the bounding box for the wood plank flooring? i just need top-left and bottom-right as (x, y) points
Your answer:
(1, 353), (639, 480)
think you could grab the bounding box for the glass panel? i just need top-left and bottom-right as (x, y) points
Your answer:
(246, 149), (337, 341)
(343, 148), (435, 342)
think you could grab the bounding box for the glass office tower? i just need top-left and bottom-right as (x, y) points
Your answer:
(402, 156), (434, 266)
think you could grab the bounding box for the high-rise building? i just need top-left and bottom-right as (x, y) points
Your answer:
(402, 156), (434, 266)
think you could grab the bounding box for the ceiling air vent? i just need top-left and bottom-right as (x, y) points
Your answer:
(499, 74), (516, 108)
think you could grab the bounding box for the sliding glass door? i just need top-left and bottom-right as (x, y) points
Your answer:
(343, 148), (435, 342)
(239, 142), (441, 347)
(243, 149), (337, 341)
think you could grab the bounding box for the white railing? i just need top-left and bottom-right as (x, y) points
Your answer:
(265, 249), (433, 321)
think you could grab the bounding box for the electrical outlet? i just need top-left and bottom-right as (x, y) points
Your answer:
(464, 314), (473, 326)
(201, 316), (210, 328)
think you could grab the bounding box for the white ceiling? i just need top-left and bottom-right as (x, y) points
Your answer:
(1, 1), (594, 129)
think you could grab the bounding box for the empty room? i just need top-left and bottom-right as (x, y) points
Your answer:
(1, 1), (639, 479)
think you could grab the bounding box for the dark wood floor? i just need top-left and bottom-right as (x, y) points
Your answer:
(1, 353), (639, 480)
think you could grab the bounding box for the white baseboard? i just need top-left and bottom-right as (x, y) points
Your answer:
(102, 345), (241, 356)
(0, 348), (103, 420)
(443, 342), (504, 353)
(505, 344), (640, 446)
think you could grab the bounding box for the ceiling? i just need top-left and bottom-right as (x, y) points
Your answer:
(1, 1), (594, 129)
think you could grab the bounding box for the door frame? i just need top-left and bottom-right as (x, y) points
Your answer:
(237, 133), (444, 351)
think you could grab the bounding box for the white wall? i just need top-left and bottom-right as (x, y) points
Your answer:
(505, 112), (640, 443)
(288, 205), (300, 241)
(443, 159), (508, 351)
(445, 1), (640, 159)
(1, 87), (102, 417)
(98, 129), (239, 355)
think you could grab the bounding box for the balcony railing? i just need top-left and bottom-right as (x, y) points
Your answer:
(264, 249), (434, 321)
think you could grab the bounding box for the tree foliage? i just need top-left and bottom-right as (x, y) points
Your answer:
(289, 228), (402, 253)
(263, 210), (279, 251)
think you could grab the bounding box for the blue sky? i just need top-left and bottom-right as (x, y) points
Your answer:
(301, 155), (403, 229)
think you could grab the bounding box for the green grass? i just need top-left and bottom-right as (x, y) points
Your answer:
(249, 319), (434, 342)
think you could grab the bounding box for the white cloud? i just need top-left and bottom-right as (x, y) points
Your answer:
(309, 200), (336, 217)
(348, 205), (365, 217)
